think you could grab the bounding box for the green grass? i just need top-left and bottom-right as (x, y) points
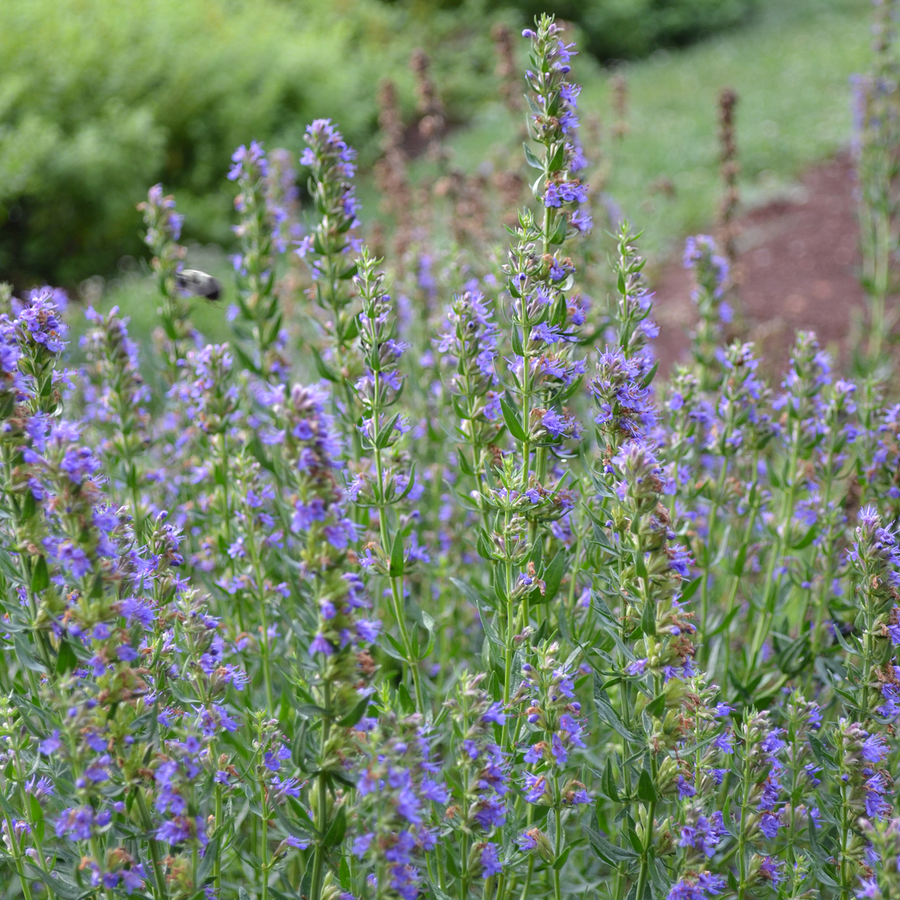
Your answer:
(448, 0), (870, 262)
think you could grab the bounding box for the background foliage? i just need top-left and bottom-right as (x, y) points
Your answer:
(0, 0), (852, 291)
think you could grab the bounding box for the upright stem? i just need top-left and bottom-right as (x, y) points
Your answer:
(310, 681), (332, 900)
(699, 460), (729, 654)
(552, 802), (563, 900)
(736, 734), (753, 900)
(748, 424), (801, 671)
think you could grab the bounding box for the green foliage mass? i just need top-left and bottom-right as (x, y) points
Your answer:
(0, 0), (502, 287)
(488, 0), (756, 60)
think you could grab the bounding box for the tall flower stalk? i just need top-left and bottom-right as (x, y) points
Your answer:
(228, 141), (291, 381)
(138, 185), (190, 380)
(351, 250), (425, 711)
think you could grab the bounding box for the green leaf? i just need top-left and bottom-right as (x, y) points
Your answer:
(380, 632), (408, 662)
(429, 886), (455, 900)
(808, 733), (837, 770)
(548, 214), (568, 246)
(376, 414), (401, 449)
(12, 635), (45, 673)
(511, 323), (524, 357)
(198, 835), (220, 883)
(541, 549), (567, 603)
(602, 758), (621, 802)
(637, 769), (658, 803)
(649, 856), (669, 899)
(323, 806), (347, 847)
(634, 549), (648, 581)
(639, 596), (655, 637)
(343, 314), (360, 342)
(645, 693), (666, 718)
(523, 143), (544, 170)
(230, 342), (261, 376)
(389, 530), (405, 578)
(337, 695), (369, 728)
(500, 395), (528, 442)
(24, 867), (92, 900)
(56, 639), (77, 676)
(31, 555), (49, 592)
(311, 347), (339, 383)
(22, 490), (37, 520)
(28, 792), (44, 844)
(450, 576), (495, 612)
(680, 575), (702, 601)
(593, 679), (639, 743)
(547, 142), (566, 173)
(731, 543), (748, 578)
(831, 623), (857, 656)
(792, 524), (818, 550)
(396, 684), (416, 715)
(640, 359), (659, 389)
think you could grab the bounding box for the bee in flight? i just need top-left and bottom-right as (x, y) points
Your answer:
(176, 269), (222, 301)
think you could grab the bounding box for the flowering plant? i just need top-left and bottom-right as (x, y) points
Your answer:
(1, 11), (900, 900)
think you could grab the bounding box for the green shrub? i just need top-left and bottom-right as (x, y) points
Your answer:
(0, 0), (503, 287)
(488, 0), (756, 60)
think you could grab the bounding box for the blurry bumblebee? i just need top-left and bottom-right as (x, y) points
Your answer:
(175, 269), (222, 302)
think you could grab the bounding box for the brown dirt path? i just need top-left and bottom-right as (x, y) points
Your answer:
(650, 153), (865, 376)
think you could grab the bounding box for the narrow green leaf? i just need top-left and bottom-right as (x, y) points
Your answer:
(593, 679), (639, 743)
(198, 835), (220, 883)
(389, 530), (405, 578)
(541, 549), (567, 603)
(731, 543), (748, 577)
(311, 347), (339, 383)
(634, 549), (648, 581)
(56, 639), (77, 676)
(548, 214), (568, 246)
(12, 635), (45, 673)
(337, 696), (370, 728)
(511, 323), (524, 357)
(24, 868), (91, 900)
(792, 524), (818, 550)
(680, 575), (702, 601)
(547, 141), (566, 173)
(637, 769), (658, 803)
(323, 806), (347, 847)
(640, 359), (659, 389)
(31, 555), (49, 592)
(500, 395), (528, 442)
(552, 845), (572, 870)
(603, 758), (621, 802)
(639, 596), (655, 637)
(396, 684), (415, 715)
(380, 632), (407, 662)
(523, 143), (544, 170)
(645, 693), (666, 719)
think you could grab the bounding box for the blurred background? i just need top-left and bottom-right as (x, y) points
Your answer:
(0, 0), (869, 311)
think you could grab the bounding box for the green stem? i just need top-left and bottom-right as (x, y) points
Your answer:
(135, 788), (169, 900)
(748, 424), (801, 671)
(699, 460), (729, 655)
(552, 803), (563, 900)
(3, 809), (36, 900)
(310, 682), (332, 900)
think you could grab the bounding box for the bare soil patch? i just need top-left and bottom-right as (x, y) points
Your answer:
(650, 153), (865, 377)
